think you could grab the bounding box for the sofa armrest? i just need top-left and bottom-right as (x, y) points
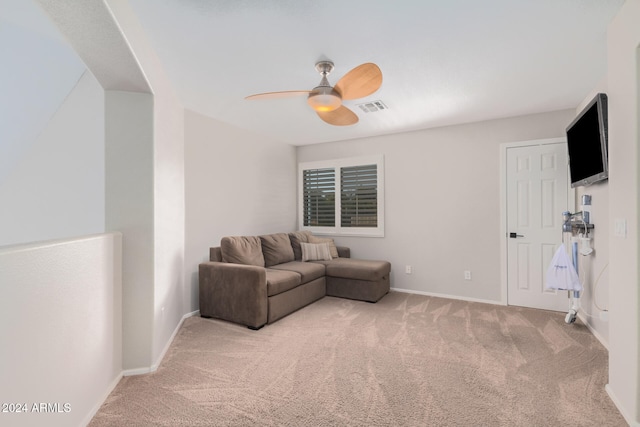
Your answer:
(199, 261), (268, 329)
(336, 246), (350, 258)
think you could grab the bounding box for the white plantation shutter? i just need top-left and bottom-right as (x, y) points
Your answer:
(341, 164), (377, 227)
(302, 168), (335, 227)
(299, 155), (384, 237)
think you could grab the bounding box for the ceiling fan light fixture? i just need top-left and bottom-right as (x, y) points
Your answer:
(245, 60), (382, 126)
(307, 87), (341, 112)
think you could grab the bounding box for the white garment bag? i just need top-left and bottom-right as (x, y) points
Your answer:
(545, 244), (583, 291)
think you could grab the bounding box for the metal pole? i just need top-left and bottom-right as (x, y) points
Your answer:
(572, 241), (580, 299)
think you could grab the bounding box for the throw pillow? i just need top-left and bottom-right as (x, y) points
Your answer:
(308, 235), (339, 258)
(301, 242), (333, 262)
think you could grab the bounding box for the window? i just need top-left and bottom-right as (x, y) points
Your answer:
(341, 164), (378, 228)
(302, 168), (335, 227)
(299, 155), (384, 237)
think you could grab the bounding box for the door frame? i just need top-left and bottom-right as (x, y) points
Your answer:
(499, 137), (576, 306)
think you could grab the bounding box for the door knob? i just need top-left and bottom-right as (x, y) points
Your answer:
(509, 232), (524, 238)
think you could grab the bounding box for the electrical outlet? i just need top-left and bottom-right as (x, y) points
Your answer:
(405, 265), (412, 274)
(464, 271), (472, 281)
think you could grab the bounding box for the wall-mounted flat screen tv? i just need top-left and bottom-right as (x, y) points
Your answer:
(566, 93), (608, 188)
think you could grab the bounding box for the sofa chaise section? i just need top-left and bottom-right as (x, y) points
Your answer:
(322, 258), (390, 302)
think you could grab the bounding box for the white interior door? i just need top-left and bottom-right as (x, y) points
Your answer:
(506, 142), (571, 312)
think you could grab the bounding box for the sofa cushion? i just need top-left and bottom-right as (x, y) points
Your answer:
(270, 261), (326, 284)
(221, 236), (265, 267)
(308, 235), (339, 258)
(260, 233), (295, 267)
(300, 242), (332, 261)
(289, 231), (313, 261)
(265, 269), (301, 297)
(322, 258), (391, 282)
(210, 247), (223, 262)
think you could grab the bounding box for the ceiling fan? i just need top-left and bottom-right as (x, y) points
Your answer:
(245, 61), (382, 126)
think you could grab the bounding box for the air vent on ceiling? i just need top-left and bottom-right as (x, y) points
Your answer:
(357, 100), (388, 113)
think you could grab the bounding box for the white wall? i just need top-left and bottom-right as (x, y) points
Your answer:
(152, 93), (186, 363)
(0, 70), (104, 247)
(574, 180), (610, 342)
(0, 72), (104, 246)
(0, 233), (122, 427)
(0, 0), (86, 185)
(103, 0), (188, 370)
(570, 86), (611, 346)
(184, 110), (297, 311)
(105, 91), (155, 371)
(0, 8), (105, 248)
(606, 0), (640, 424)
(0, 4), (124, 425)
(298, 109), (575, 303)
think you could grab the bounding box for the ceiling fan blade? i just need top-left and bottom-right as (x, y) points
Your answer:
(334, 63), (382, 100)
(317, 105), (359, 126)
(245, 90), (310, 100)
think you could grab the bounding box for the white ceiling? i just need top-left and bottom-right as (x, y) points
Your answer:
(127, 0), (624, 146)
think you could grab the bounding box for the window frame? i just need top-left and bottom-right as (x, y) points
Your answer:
(298, 155), (384, 237)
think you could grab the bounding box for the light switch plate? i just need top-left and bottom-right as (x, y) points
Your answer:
(614, 218), (627, 238)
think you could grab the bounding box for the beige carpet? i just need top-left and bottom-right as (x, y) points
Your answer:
(90, 292), (625, 426)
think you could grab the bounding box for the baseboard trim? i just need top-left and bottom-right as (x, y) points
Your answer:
(87, 310), (200, 425)
(391, 287), (504, 306)
(123, 310), (200, 377)
(150, 309), (200, 373)
(606, 384), (640, 426)
(81, 371), (123, 426)
(577, 312), (608, 350)
(122, 366), (153, 377)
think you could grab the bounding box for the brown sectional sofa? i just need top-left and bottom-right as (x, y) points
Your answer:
(199, 231), (391, 329)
